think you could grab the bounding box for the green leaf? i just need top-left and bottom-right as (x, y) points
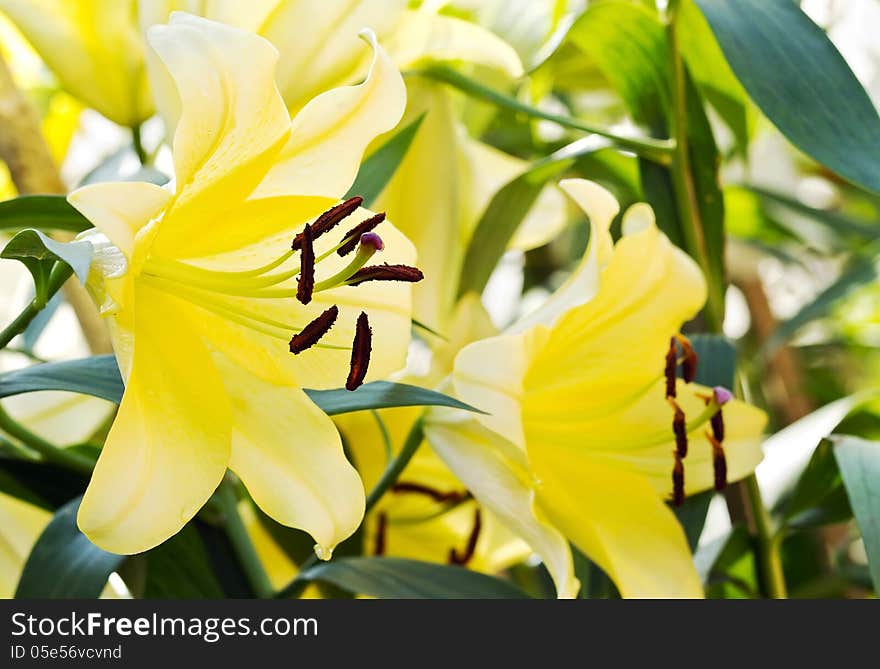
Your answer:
(764, 257), (879, 356)
(694, 0), (880, 194)
(833, 435), (880, 591)
(304, 381), (484, 416)
(142, 523), (225, 598)
(0, 355), (124, 403)
(15, 497), (125, 599)
(673, 491), (714, 551)
(0, 456), (88, 510)
(2, 229), (93, 293)
(345, 114), (425, 207)
(778, 439), (851, 530)
(0, 195), (91, 234)
(299, 557), (530, 598)
(687, 334), (736, 388)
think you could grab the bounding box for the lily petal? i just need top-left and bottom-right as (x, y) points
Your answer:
(77, 284), (231, 554)
(68, 181), (172, 259)
(532, 448), (704, 598)
(388, 9), (523, 77)
(146, 13), (291, 250)
(0, 492), (50, 598)
(252, 30), (406, 201)
(425, 409), (579, 598)
(510, 178), (618, 333)
(220, 355), (364, 558)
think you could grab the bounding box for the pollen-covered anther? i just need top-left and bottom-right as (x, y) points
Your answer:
(448, 508), (482, 566)
(291, 196), (363, 251)
(338, 212), (386, 256)
(707, 432), (728, 491)
(675, 334), (698, 383)
(392, 481), (468, 504)
(346, 263), (425, 286)
(289, 305), (339, 354)
(672, 454), (685, 507)
(667, 397), (688, 458)
(665, 336), (678, 398)
(346, 311), (372, 391)
(296, 222), (315, 305)
(373, 511), (388, 556)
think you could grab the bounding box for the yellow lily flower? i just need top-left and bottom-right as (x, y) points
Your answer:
(66, 13), (419, 557)
(424, 179), (768, 598)
(0, 0), (151, 126)
(138, 1), (567, 331)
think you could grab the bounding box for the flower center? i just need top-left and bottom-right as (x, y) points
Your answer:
(139, 197), (423, 390)
(664, 334), (731, 506)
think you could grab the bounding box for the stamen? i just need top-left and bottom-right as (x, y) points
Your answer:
(291, 196), (362, 251)
(448, 508), (482, 566)
(373, 511), (388, 556)
(710, 410), (725, 443)
(665, 336), (677, 398)
(289, 305), (339, 354)
(672, 453), (685, 507)
(346, 264), (425, 286)
(311, 233), (383, 293)
(707, 432), (728, 491)
(338, 212), (386, 256)
(392, 481), (468, 504)
(667, 398), (688, 458)
(296, 223), (315, 305)
(675, 334), (698, 383)
(346, 312), (372, 391)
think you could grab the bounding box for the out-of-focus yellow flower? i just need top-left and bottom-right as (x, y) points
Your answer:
(138, 1), (567, 331)
(0, 492), (49, 598)
(0, 0), (151, 126)
(424, 179), (768, 599)
(67, 14), (417, 557)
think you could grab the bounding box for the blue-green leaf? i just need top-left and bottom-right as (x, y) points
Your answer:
(299, 557), (530, 598)
(2, 228), (93, 286)
(0, 195), (91, 234)
(694, 0), (880, 194)
(833, 435), (880, 592)
(0, 355), (124, 403)
(304, 381), (484, 415)
(15, 497), (124, 599)
(345, 114), (425, 207)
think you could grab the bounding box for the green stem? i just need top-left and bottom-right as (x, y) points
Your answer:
(745, 475), (787, 598)
(0, 262), (73, 350)
(416, 65), (676, 165)
(217, 482), (274, 599)
(131, 124), (148, 166)
(0, 402), (94, 473)
(364, 416), (425, 514)
(664, 3), (724, 332)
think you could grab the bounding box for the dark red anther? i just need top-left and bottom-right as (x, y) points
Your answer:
(291, 196), (362, 251)
(672, 454), (685, 507)
(346, 264), (425, 286)
(665, 336), (678, 398)
(676, 334), (698, 383)
(668, 398), (688, 458)
(392, 481), (468, 504)
(373, 511), (388, 556)
(296, 223), (315, 305)
(448, 508), (482, 566)
(289, 305), (339, 354)
(346, 312), (372, 391)
(707, 433), (728, 491)
(338, 212), (386, 256)
(710, 409), (725, 443)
